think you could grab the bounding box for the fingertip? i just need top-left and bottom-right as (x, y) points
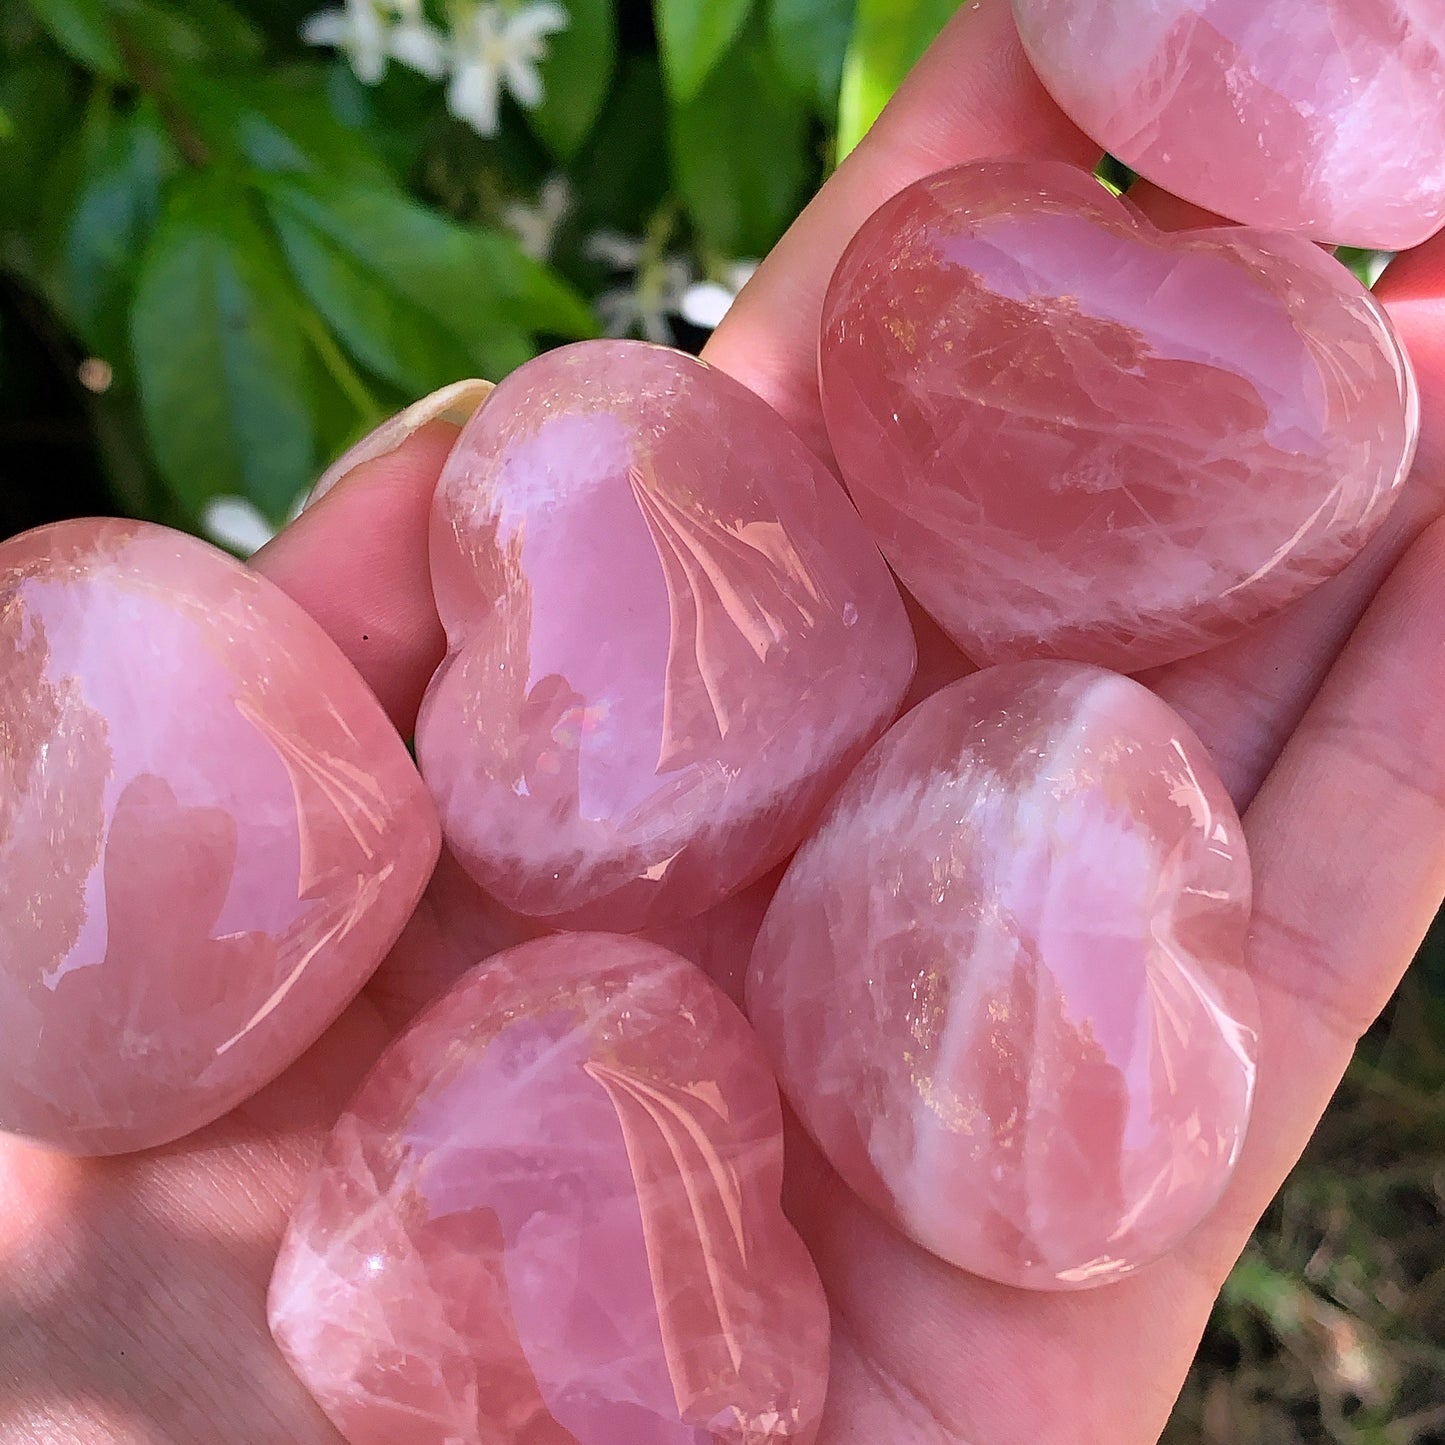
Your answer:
(305, 379), (494, 510)
(1379, 243), (1445, 389)
(1377, 231), (1445, 310)
(253, 420), (456, 737)
(874, 0), (1097, 168)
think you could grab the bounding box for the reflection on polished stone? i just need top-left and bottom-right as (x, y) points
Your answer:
(1015, 0), (1445, 248)
(748, 661), (1258, 1290)
(417, 339), (914, 933)
(0, 518), (439, 1154)
(270, 933), (830, 1444)
(821, 160), (1418, 671)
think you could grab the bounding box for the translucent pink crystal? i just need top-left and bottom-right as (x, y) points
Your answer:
(1014, 0), (1445, 249)
(0, 519), (440, 1154)
(746, 662), (1258, 1290)
(416, 339), (915, 932)
(269, 933), (830, 1444)
(820, 160), (1419, 672)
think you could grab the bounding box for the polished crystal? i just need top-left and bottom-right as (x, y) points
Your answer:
(820, 160), (1418, 670)
(747, 662), (1258, 1289)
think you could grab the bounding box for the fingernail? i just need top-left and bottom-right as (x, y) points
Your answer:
(304, 378), (496, 511)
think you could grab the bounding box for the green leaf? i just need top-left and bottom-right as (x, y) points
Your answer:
(115, 0), (262, 70)
(767, 0), (855, 110)
(0, 58), (75, 242)
(268, 196), (495, 395)
(836, 0), (956, 157)
(1338, 247), (1393, 290)
(469, 227), (599, 340)
(572, 54), (669, 234)
(321, 57), (431, 175)
(179, 70), (396, 185)
(52, 99), (175, 360)
(274, 173), (596, 338)
(130, 171), (317, 520)
(264, 174), (594, 384)
(529, 0), (616, 161)
(671, 34), (808, 256)
(23, 0), (124, 76)
(655, 0), (754, 101)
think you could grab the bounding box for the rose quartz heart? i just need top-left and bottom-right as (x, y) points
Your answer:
(269, 933), (831, 1445)
(1014, 0), (1445, 249)
(820, 160), (1419, 672)
(416, 339), (914, 932)
(746, 661), (1258, 1290)
(0, 519), (440, 1154)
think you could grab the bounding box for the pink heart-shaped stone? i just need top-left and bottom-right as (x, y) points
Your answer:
(747, 661), (1258, 1290)
(416, 339), (915, 932)
(269, 933), (831, 1444)
(1014, 0), (1445, 249)
(0, 519), (440, 1154)
(820, 160), (1419, 671)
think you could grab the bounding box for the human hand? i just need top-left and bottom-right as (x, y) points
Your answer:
(6, 2), (1445, 1440)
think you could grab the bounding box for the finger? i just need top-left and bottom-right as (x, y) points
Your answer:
(807, 509), (1445, 1445)
(251, 0), (1089, 735)
(1137, 232), (1445, 806)
(0, 1000), (387, 1443)
(1135, 505), (1445, 1377)
(1230, 513), (1445, 1098)
(702, 0), (1099, 458)
(252, 420), (457, 736)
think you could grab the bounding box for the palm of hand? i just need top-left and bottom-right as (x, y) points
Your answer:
(6, 4), (1445, 1441)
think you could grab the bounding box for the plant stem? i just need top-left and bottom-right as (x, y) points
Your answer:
(296, 305), (384, 424)
(114, 28), (210, 167)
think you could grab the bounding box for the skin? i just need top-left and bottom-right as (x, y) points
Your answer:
(5, 2), (1445, 1439)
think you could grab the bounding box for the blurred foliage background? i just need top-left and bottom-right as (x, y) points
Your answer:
(0, 1), (1440, 1440)
(0, 0), (960, 549)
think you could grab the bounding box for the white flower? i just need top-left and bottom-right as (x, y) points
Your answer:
(587, 227), (693, 343)
(302, 0), (391, 83)
(301, 0), (447, 84)
(201, 492), (308, 558)
(584, 229), (645, 271)
(587, 225), (705, 343)
(446, 1), (569, 137)
(596, 257), (693, 345)
(388, 0), (448, 78)
(202, 498), (279, 558)
(680, 260), (759, 331)
(503, 174), (571, 260)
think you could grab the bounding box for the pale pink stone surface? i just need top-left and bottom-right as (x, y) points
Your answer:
(269, 933), (830, 1444)
(0, 518), (440, 1155)
(820, 160), (1419, 673)
(746, 662), (1258, 1290)
(416, 339), (915, 933)
(1014, 0), (1445, 249)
